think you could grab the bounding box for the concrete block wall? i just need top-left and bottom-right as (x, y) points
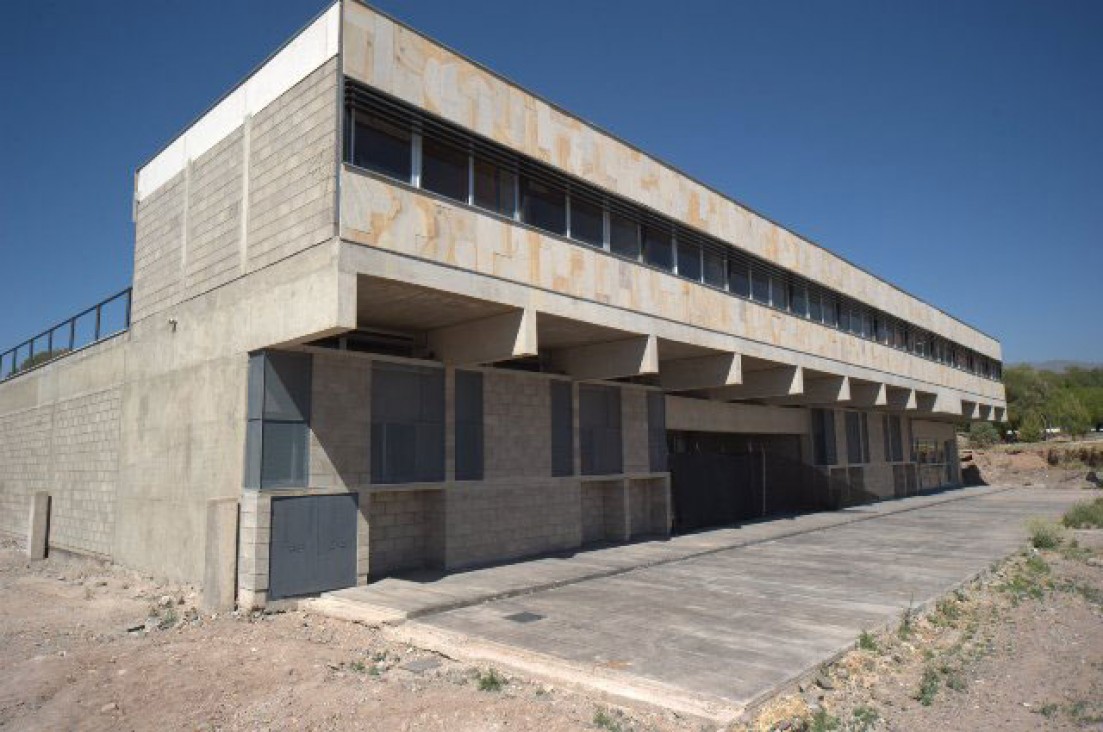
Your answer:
(185, 128), (244, 299)
(247, 59), (338, 272)
(0, 338), (126, 558)
(444, 479), (581, 570)
(47, 389), (122, 557)
(483, 370), (553, 479)
(309, 352), (371, 489)
(131, 58), (339, 325)
(367, 489), (443, 575)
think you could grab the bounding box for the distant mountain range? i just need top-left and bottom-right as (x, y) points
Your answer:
(1014, 360), (1103, 372)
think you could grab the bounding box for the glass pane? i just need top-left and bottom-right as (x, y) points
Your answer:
(703, 251), (726, 288)
(421, 136), (468, 202)
(353, 113), (411, 181)
(473, 156), (515, 216)
(642, 225), (673, 270)
(770, 275), (788, 309)
(751, 269), (770, 303)
(677, 241), (702, 281)
(609, 213), (639, 259)
(729, 261), (750, 297)
(809, 291), (823, 321)
(570, 196), (604, 247)
(791, 284), (808, 317)
(824, 298), (839, 327)
(520, 176), (566, 235)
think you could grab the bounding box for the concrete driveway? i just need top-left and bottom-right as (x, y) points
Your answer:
(378, 487), (1083, 721)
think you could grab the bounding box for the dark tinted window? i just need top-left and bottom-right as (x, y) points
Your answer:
(570, 196), (604, 247)
(473, 155), (516, 216)
(703, 251), (726, 288)
(371, 363), (445, 484)
(642, 225), (673, 270)
(809, 291), (823, 322)
(770, 275), (788, 309)
(455, 370), (483, 480)
(730, 261), (750, 297)
(520, 176), (566, 235)
(579, 385), (622, 476)
(245, 351), (313, 490)
(750, 268), (770, 303)
(421, 136), (468, 203)
(791, 284), (808, 317)
(609, 213), (639, 259)
(677, 241), (702, 281)
(812, 408), (837, 466)
(550, 381), (574, 477)
(352, 112), (411, 181)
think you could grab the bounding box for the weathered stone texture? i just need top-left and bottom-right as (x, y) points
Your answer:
(247, 58), (338, 272)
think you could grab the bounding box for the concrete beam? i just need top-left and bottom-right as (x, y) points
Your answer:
(885, 386), (917, 412)
(849, 382), (887, 408)
(202, 497), (239, 613)
(993, 406), (1006, 422)
(428, 307), (537, 366)
(916, 390), (960, 417)
(764, 374), (848, 405)
(550, 334), (658, 381)
(977, 404), (993, 422)
(708, 365), (803, 401)
(961, 400), (982, 420)
(659, 353), (742, 391)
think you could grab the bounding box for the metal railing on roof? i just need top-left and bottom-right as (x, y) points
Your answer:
(0, 288), (132, 382)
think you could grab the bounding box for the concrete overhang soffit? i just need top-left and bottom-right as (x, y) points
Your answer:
(763, 374), (849, 406)
(659, 352), (742, 391)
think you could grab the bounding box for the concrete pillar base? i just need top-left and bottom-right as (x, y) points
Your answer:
(202, 497), (240, 613)
(27, 492), (50, 560)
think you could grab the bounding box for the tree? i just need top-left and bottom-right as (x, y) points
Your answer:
(1003, 366), (1053, 426)
(1018, 410), (1045, 443)
(968, 421), (1000, 448)
(1047, 390), (1092, 437)
(16, 348), (69, 372)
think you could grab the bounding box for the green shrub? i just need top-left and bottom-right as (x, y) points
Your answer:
(1018, 411), (1045, 443)
(968, 422), (1000, 448)
(1062, 498), (1103, 529)
(1027, 518), (1063, 549)
(592, 709), (624, 731)
(857, 630), (878, 652)
(477, 667), (505, 692)
(809, 709), (840, 732)
(916, 667), (940, 706)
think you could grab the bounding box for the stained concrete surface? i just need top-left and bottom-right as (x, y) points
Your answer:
(402, 487), (1082, 714)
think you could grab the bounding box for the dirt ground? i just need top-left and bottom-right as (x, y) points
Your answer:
(2, 490), (1101, 731)
(963, 439), (1103, 490)
(744, 528), (1103, 732)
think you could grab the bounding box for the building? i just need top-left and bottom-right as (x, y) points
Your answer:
(0, 2), (1006, 609)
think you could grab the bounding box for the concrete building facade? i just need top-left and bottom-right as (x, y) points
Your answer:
(0, 2), (1005, 609)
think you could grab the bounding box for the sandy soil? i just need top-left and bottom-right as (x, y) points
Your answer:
(0, 539), (686, 732)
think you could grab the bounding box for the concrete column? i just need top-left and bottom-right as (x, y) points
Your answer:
(237, 491), (271, 610)
(26, 492), (50, 560)
(202, 497), (239, 613)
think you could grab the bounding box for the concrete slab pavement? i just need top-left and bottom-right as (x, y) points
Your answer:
(310, 486), (1085, 723)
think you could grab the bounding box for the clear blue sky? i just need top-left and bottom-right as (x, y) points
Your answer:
(1, 0), (1100, 364)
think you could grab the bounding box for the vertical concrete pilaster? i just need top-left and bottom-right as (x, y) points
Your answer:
(27, 492), (50, 560)
(237, 491), (271, 610)
(202, 497), (239, 612)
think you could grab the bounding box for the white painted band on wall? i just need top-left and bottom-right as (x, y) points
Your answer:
(135, 3), (340, 202)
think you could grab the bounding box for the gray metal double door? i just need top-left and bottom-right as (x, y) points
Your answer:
(269, 493), (358, 600)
